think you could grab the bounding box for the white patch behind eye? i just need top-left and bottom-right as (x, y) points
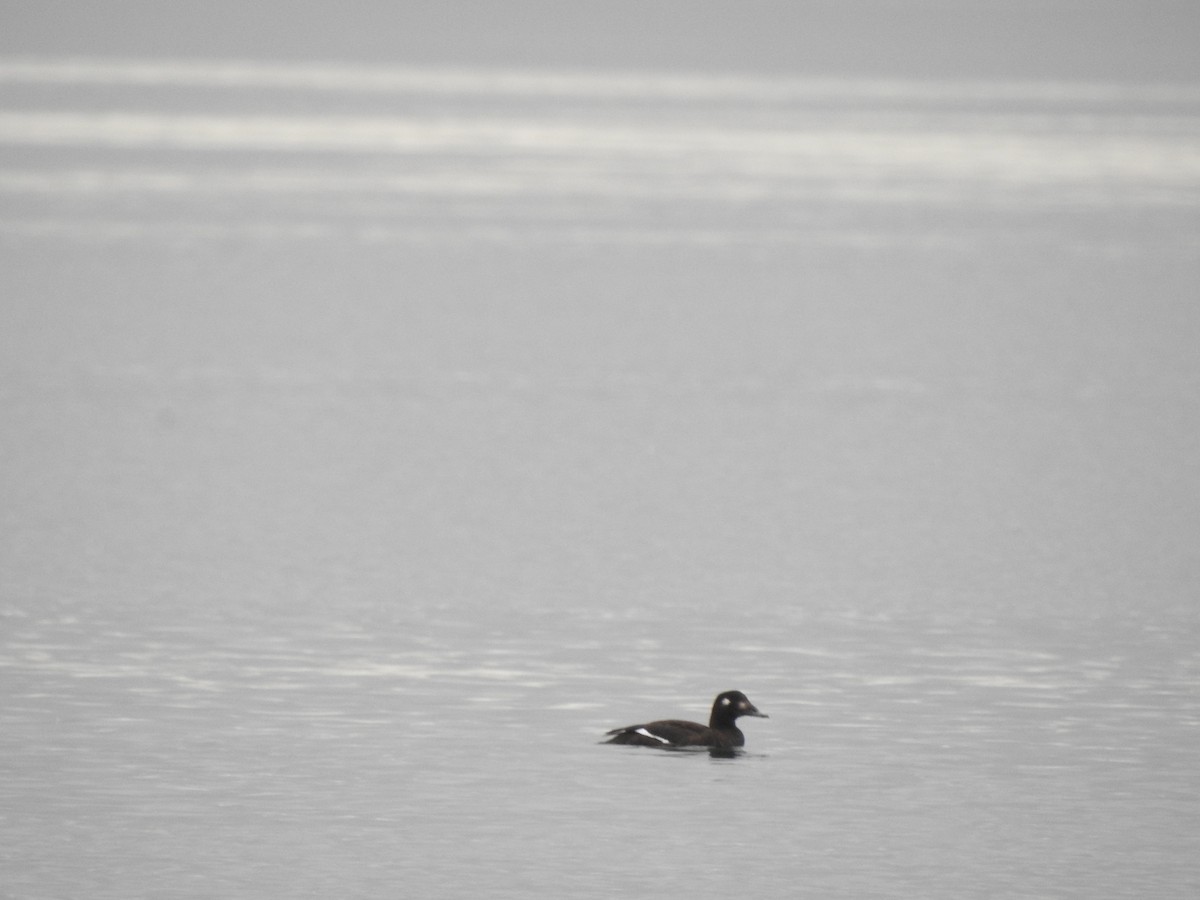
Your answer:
(635, 728), (671, 744)
(720, 697), (732, 706)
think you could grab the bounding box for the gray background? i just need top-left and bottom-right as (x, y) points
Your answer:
(2, 3), (1199, 898)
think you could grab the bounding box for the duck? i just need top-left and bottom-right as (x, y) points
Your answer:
(604, 690), (768, 750)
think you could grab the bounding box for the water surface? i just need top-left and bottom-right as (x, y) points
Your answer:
(2, 56), (1199, 899)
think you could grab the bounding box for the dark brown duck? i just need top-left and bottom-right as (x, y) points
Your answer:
(604, 690), (768, 750)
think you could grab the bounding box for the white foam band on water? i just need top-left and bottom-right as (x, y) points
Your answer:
(2, 56), (1199, 106)
(2, 111), (1195, 198)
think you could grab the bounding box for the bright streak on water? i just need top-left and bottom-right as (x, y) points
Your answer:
(1, 56), (1199, 243)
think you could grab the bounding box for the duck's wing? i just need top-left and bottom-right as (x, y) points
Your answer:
(605, 718), (709, 747)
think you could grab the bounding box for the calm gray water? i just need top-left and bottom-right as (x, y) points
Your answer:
(2, 42), (1200, 900)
